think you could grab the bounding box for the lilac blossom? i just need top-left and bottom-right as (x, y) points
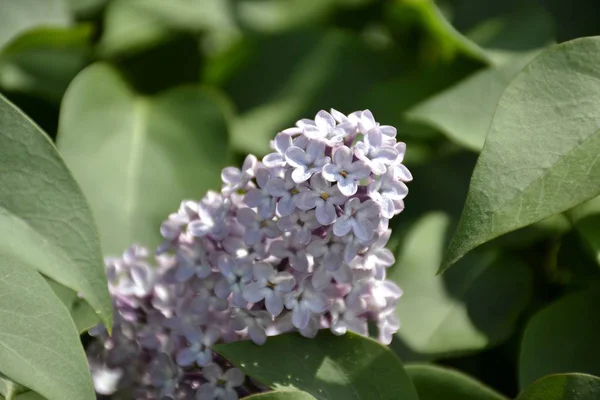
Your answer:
(276, 209), (319, 244)
(197, 364), (245, 400)
(333, 198), (381, 243)
(285, 139), (330, 183)
(243, 262), (295, 316)
(284, 279), (330, 329)
(243, 168), (276, 218)
(87, 108), (411, 399)
(354, 129), (399, 174)
(265, 169), (306, 217)
(295, 174), (347, 225)
(322, 145), (371, 196)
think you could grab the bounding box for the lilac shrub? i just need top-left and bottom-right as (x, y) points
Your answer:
(87, 109), (412, 399)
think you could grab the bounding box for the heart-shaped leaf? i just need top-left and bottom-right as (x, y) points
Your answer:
(0, 94), (111, 327)
(390, 213), (532, 356)
(406, 364), (507, 400)
(517, 373), (600, 400)
(519, 288), (600, 388)
(215, 331), (419, 400)
(0, 254), (95, 400)
(57, 63), (230, 254)
(441, 37), (600, 272)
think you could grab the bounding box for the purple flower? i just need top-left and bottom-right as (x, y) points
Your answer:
(236, 208), (280, 246)
(312, 260), (352, 290)
(333, 198), (380, 243)
(306, 233), (345, 271)
(188, 192), (230, 240)
(350, 230), (395, 280)
(231, 309), (272, 345)
(299, 110), (354, 145)
(244, 168), (276, 218)
(295, 174), (347, 225)
(354, 130), (399, 175)
(285, 139), (330, 183)
(221, 154), (257, 195)
(197, 364), (245, 400)
(215, 254), (253, 307)
(269, 237), (310, 272)
(175, 327), (220, 367)
(367, 166), (409, 219)
(265, 169), (307, 217)
(263, 130), (294, 168)
(277, 210), (319, 244)
(329, 297), (368, 336)
(174, 243), (212, 282)
(322, 145), (371, 196)
(284, 280), (329, 330)
(243, 262), (295, 316)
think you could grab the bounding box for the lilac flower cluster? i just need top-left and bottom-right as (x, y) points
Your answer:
(87, 109), (411, 399)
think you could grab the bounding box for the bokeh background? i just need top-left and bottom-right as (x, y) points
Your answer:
(2, 0), (600, 397)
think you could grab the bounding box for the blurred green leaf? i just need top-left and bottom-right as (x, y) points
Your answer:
(215, 331), (419, 400)
(67, 0), (107, 19)
(99, 0), (237, 56)
(406, 54), (536, 151)
(0, 377), (27, 399)
(57, 63), (231, 255)
(406, 364), (508, 400)
(218, 27), (478, 157)
(0, 254), (95, 400)
(517, 373), (600, 400)
(0, 26), (92, 103)
(243, 390), (317, 400)
(407, 4), (554, 151)
(234, 0), (372, 33)
(519, 287), (600, 388)
(441, 37), (600, 272)
(0, 0), (71, 50)
(390, 213), (532, 356)
(385, 0), (490, 65)
(46, 279), (99, 333)
(0, 94), (111, 328)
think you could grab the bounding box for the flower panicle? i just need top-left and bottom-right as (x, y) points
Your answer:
(88, 109), (412, 399)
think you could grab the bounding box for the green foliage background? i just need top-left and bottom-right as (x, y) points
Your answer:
(2, 0), (600, 399)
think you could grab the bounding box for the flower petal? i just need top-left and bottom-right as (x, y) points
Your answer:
(333, 215), (352, 236)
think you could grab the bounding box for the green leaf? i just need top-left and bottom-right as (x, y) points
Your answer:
(99, 0), (236, 56)
(407, 4), (555, 151)
(234, 0), (371, 33)
(218, 28), (477, 158)
(519, 287), (600, 388)
(46, 279), (99, 333)
(390, 213), (532, 355)
(0, 94), (111, 328)
(0, 376), (27, 399)
(517, 373), (600, 400)
(440, 37), (600, 272)
(386, 0), (490, 64)
(0, 26), (92, 103)
(214, 331), (419, 400)
(0, 0), (71, 50)
(406, 364), (508, 400)
(243, 390), (317, 400)
(57, 63), (231, 254)
(0, 254), (95, 400)
(406, 51), (538, 151)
